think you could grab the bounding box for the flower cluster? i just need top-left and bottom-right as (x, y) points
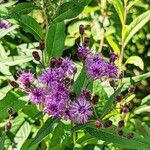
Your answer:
(0, 20), (11, 29)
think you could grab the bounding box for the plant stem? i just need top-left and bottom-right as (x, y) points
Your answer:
(71, 121), (76, 145)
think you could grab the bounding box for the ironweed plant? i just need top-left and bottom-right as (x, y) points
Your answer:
(0, 0), (150, 150)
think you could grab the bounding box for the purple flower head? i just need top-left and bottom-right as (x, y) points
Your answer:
(29, 87), (45, 104)
(38, 68), (65, 86)
(106, 63), (118, 78)
(77, 47), (91, 60)
(61, 57), (77, 75)
(18, 71), (34, 88)
(0, 20), (11, 29)
(109, 51), (119, 64)
(70, 97), (92, 124)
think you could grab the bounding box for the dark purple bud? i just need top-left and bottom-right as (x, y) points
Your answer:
(125, 102), (132, 109)
(62, 77), (71, 86)
(39, 41), (45, 50)
(118, 120), (124, 128)
(79, 24), (84, 35)
(109, 79), (115, 88)
(122, 106), (129, 113)
(10, 81), (19, 88)
(92, 95), (99, 104)
(5, 122), (12, 131)
(32, 51), (40, 61)
(69, 92), (76, 101)
(104, 120), (112, 128)
(7, 107), (13, 115)
(117, 130), (123, 136)
(116, 93), (123, 102)
(119, 72), (124, 79)
(82, 89), (92, 101)
(127, 132), (134, 139)
(95, 120), (102, 128)
(83, 37), (90, 47)
(50, 58), (62, 68)
(71, 79), (74, 85)
(128, 85), (136, 93)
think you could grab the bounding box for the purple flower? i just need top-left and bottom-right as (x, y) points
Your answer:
(18, 71), (34, 88)
(77, 47), (91, 59)
(61, 57), (77, 75)
(106, 63), (118, 78)
(0, 20), (11, 29)
(38, 68), (65, 85)
(109, 51), (119, 64)
(29, 88), (45, 103)
(70, 97), (92, 124)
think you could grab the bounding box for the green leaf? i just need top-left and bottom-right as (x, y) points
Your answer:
(17, 15), (44, 40)
(134, 105), (150, 114)
(0, 25), (19, 39)
(141, 95), (150, 105)
(0, 91), (26, 120)
(101, 86), (122, 117)
(112, 0), (124, 26)
(28, 118), (58, 146)
(124, 10), (150, 46)
(105, 35), (120, 54)
(8, 2), (39, 18)
(46, 22), (65, 61)
(53, 0), (91, 23)
(0, 134), (5, 150)
(85, 126), (150, 150)
(73, 68), (87, 96)
(125, 56), (144, 70)
(127, 0), (140, 10)
(122, 72), (150, 91)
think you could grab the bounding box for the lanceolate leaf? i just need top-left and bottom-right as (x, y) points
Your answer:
(53, 0), (92, 23)
(101, 86), (122, 117)
(46, 21), (65, 62)
(112, 0), (124, 26)
(8, 2), (39, 18)
(85, 126), (150, 150)
(17, 15), (44, 41)
(124, 10), (150, 46)
(28, 118), (58, 146)
(105, 35), (120, 54)
(122, 72), (150, 91)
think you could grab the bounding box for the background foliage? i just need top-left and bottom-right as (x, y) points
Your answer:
(0, 0), (150, 150)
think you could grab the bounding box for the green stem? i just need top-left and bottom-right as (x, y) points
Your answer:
(71, 121), (76, 145)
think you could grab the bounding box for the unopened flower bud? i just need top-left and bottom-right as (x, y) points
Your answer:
(5, 121), (12, 131)
(127, 132), (134, 139)
(128, 85), (136, 93)
(118, 120), (124, 128)
(32, 51), (40, 61)
(95, 120), (102, 128)
(92, 95), (99, 104)
(79, 24), (84, 35)
(69, 92), (76, 101)
(109, 79), (115, 88)
(116, 93), (123, 102)
(117, 130), (123, 136)
(50, 58), (62, 68)
(119, 72), (124, 79)
(82, 89), (91, 101)
(7, 107), (13, 115)
(83, 37), (90, 47)
(104, 120), (112, 128)
(39, 41), (45, 50)
(121, 106), (129, 113)
(125, 102), (132, 109)
(10, 81), (19, 88)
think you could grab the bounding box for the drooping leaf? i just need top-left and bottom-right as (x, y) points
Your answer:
(122, 72), (150, 91)
(46, 21), (65, 62)
(8, 2), (39, 18)
(0, 91), (26, 120)
(85, 126), (150, 150)
(17, 15), (44, 40)
(112, 0), (124, 26)
(124, 10), (150, 46)
(105, 35), (120, 54)
(125, 56), (144, 70)
(53, 0), (92, 23)
(28, 118), (58, 146)
(134, 105), (150, 114)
